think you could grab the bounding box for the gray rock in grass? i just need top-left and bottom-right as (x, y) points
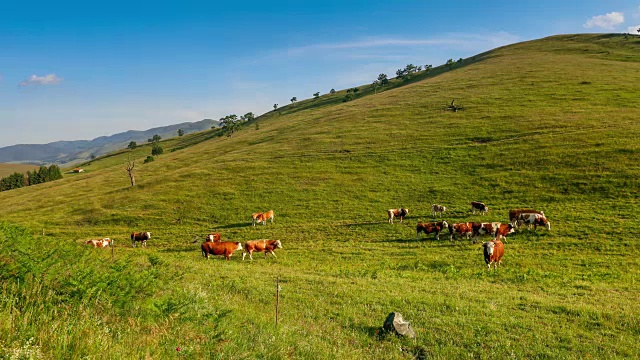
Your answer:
(383, 312), (416, 339)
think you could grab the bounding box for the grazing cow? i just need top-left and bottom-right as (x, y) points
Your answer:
(448, 222), (474, 241)
(131, 232), (151, 247)
(431, 204), (446, 217)
(242, 239), (283, 260)
(471, 201), (489, 215)
(264, 210), (275, 224)
(252, 210), (275, 226)
(252, 212), (264, 226)
(85, 238), (113, 248)
(201, 241), (243, 260)
(470, 222), (501, 243)
(482, 239), (504, 270)
(206, 233), (221, 242)
(416, 221), (448, 240)
(495, 223), (516, 241)
(388, 208), (409, 224)
(516, 213), (551, 231)
(509, 209), (545, 227)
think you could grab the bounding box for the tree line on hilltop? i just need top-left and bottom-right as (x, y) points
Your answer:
(281, 57), (465, 106)
(0, 165), (63, 192)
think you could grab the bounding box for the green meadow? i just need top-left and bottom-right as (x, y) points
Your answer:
(0, 34), (639, 359)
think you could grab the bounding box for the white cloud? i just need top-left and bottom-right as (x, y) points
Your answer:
(627, 25), (640, 34)
(19, 74), (63, 86)
(285, 32), (520, 57)
(583, 12), (625, 29)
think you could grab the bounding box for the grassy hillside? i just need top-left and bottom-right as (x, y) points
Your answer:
(0, 163), (38, 178)
(1, 34), (639, 359)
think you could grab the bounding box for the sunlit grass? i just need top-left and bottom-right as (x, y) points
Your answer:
(0, 34), (639, 358)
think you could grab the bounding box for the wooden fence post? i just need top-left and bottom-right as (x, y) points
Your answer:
(276, 276), (280, 327)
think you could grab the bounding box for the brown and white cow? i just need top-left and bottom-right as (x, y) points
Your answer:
(516, 213), (551, 231)
(86, 238), (113, 248)
(131, 232), (151, 247)
(206, 233), (221, 242)
(252, 212), (264, 226)
(495, 223), (516, 241)
(242, 239), (282, 260)
(483, 239), (504, 270)
(201, 241), (242, 260)
(471, 201), (489, 215)
(388, 208), (409, 224)
(416, 221), (448, 240)
(252, 210), (274, 226)
(264, 210), (275, 224)
(448, 222), (473, 241)
(470, 222), (501, 243)
(431, 204), (446, 217)
(509, 209), (545, 227)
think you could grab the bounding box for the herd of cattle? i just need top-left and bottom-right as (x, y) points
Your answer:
(392, 202), (551, 269)
(84, 202), (551, 269)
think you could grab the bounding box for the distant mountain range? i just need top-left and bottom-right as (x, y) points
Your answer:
(0, 119), (219, 166)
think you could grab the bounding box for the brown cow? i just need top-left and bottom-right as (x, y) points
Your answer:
(252, 212), (264, 226)
(448, 222), (473, 241)
(264, 210), (275, 224)
(483, 239), (504, 270)
(206, 233), (221, 242)
(242, 240), (282, 260)
(509, 209), (544, 227)
(388, 208), (409, 224)
(201, 241), (242, 260)
(131, 232), (151, 247)
(471, 201), (489, 215)
(416, 221), (448, 240)
(495, 223), (515, 241)
(252, 210), (274, 226)
(85, 238), (113, 248)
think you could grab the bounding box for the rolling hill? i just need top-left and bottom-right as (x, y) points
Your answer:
(0, 118), (219, 166)
(0, 34), (639, 358)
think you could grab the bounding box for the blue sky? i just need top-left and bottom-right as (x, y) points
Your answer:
(0, 0), (638, 147)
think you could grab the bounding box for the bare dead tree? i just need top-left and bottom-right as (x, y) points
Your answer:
(125, 158), (136, 187)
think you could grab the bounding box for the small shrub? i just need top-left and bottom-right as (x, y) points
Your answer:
(143, 156), (155, 164)
(151, 145), (163, 156)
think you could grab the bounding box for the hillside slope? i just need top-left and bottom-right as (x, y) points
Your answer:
(0, 34), (639, 358)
